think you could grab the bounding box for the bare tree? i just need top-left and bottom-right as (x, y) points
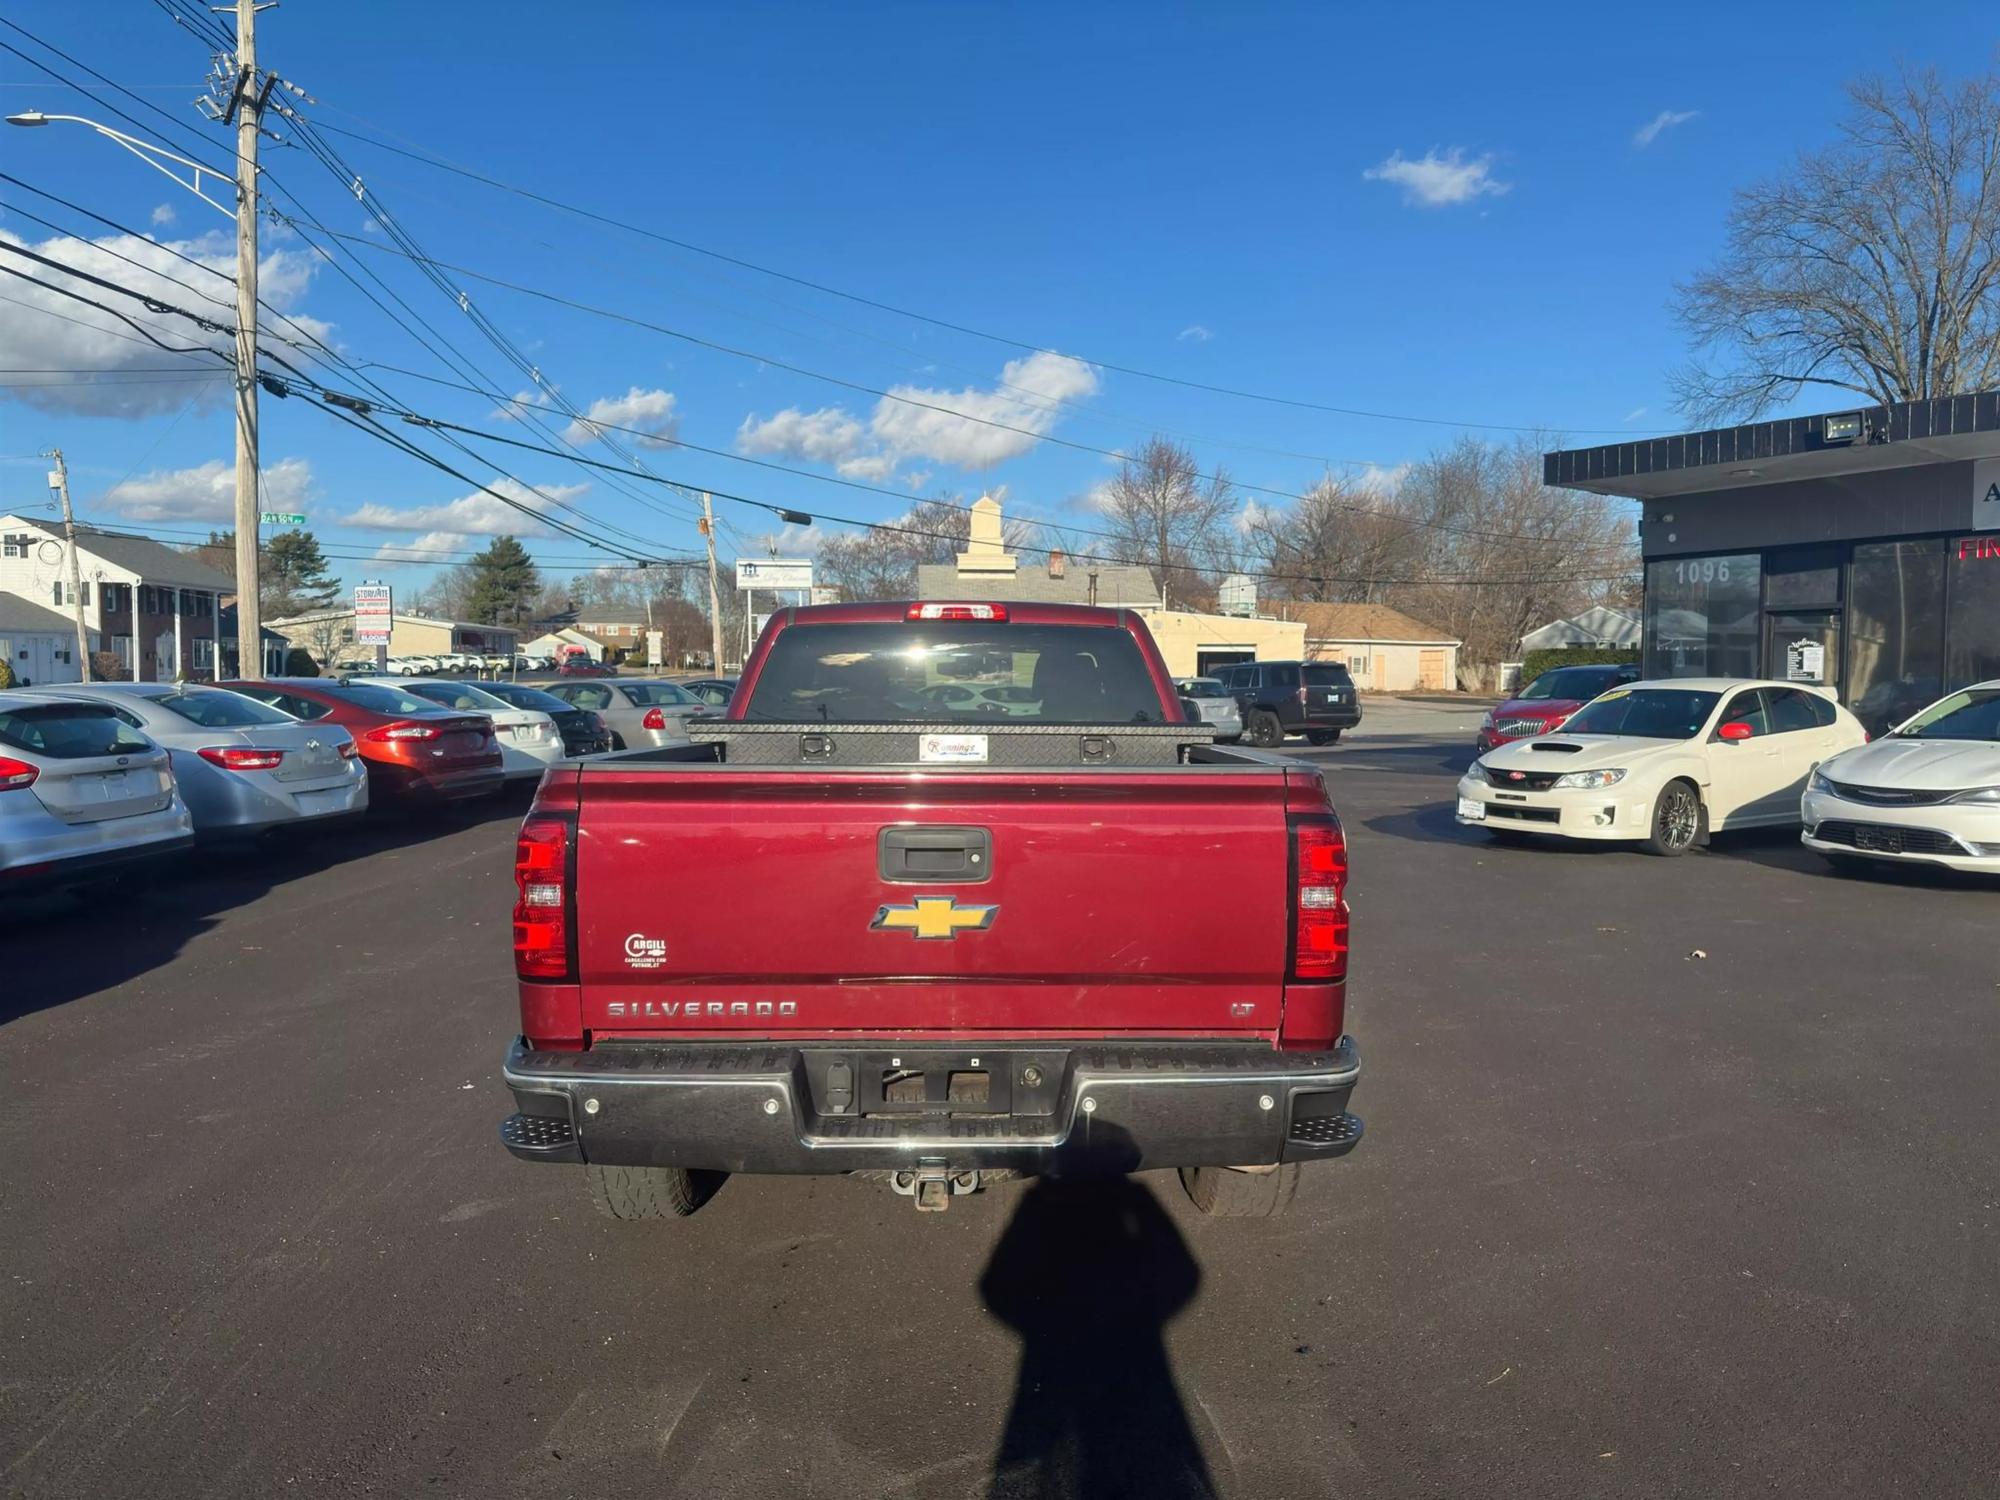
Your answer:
(813, 497), (996, 601)
(1674, 65), (2000, 424)
(1098, 438), (1236, 610)
(1245, 474), (1424, 604)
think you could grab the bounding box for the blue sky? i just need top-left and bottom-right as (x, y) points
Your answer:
(3, 0), (1996, 594)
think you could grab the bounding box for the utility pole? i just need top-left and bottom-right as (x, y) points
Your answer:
(700, 493), (725, 672)
(225, 0), (271, 678)
(47, 450), (92, 682)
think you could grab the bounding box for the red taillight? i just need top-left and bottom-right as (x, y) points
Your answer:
(337, 740), (360, 759)
(0, 755), (38, 791)
(641, 707), (667, 731)
(196, 746), (286, 771)
(1291, 816), (1349, 981)
(513, 815), (572, 980)
(365, 719), (442, 742)
(907, 602), (1008, 621)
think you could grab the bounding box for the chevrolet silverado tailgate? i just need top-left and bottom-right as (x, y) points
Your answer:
(570, 764), (1295, 1037)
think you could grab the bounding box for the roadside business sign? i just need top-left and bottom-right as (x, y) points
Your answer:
(735, 558), (813, 591)
(353, 584), (393, 646)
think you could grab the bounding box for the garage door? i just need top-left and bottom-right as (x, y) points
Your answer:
(1419, 649), (1446, 689)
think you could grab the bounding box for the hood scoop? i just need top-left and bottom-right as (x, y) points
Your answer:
(1528, 740), (1585, 753)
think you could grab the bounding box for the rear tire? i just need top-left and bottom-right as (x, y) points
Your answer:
(1248, 710), (1283, 748)
(1642, 779), (1701, 857)
(585, 1164), (719, 1220)
(1179, 1164), (1301, 1218)
(1305, 729), (1341, 745)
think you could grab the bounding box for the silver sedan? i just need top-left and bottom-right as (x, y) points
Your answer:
(1174, 678), (1244, 742)
(539, 678), (715, 749)
(13, 682), (368, 836)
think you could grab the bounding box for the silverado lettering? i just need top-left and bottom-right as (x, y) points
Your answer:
(500, 602), (1363, 1218)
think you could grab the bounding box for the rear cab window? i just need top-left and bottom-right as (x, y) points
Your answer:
(743, 620), (1168, 724)
(1302, 664), (1353, 686)
(156, 690), (297, 728)
(0, 703), (155, 759)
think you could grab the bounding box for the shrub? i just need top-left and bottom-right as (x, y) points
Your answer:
(1518, 645), (1640, 689)
(89, 651), (129, 682)
(0, 657), (13, 690)
(282, 647), (321, 677)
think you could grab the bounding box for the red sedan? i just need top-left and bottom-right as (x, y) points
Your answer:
(1475, 663), (1640, 751)
(219, 677), (503, 804)
(556, 658), (617, 678)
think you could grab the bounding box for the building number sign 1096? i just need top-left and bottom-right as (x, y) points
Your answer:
(1673, 558), (1733, 585)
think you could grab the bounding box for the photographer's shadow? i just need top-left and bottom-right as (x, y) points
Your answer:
(980, 1170), (1216, 1499)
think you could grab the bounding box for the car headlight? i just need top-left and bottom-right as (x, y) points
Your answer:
(1945, 786), (2000, 805)
(1552, 768), (1626, 790)
(1480, 710), (1496, 727)
(1465, 761), (1491, 784)
(1808, 768), (1836, 796)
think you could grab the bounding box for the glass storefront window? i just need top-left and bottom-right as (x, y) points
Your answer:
(1847, 540), (1945, 734)
(1946, 536), (2000, 690)
(1644, 554), (1761, 679)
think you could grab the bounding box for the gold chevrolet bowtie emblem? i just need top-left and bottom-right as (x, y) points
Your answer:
(871, 895), (999, 940)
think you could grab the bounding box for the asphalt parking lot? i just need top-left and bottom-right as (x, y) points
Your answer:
(5, 700), (1996, 1499)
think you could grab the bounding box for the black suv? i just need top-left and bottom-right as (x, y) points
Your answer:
(1213, 660), (1361, 747)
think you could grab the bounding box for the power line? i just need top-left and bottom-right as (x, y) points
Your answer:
(7, 235), (1634, 592)
(304, 108), (1644, 437)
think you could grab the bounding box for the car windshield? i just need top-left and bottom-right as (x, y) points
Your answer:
(1519, 666), (1623, 702)
(1559, 687), (1721, 739)
(1893, 688), (2000, 741)
(0, 701), (154, 759)
(154, 689), (296, 728)
(317, 681), (456, 716)
(1182, 679), (1225, 695)
(618, 682), (700, 707)
(478, 682), (571, 713)
(403, 681), (511, 713)
(742, 621), (1166, 724)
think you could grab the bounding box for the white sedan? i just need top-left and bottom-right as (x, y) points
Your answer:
(1455, 678), (1866, 856)
(1802, 679), (2000, 874)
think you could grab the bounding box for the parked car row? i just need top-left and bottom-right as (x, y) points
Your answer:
(0, 671), (679, 888)
(351, 653), (562, 677)
(1454, 673), (2000, 878)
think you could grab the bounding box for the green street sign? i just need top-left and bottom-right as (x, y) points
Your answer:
(260, 512), (307, 526)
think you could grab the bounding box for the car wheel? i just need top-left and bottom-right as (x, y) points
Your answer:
(1179, 1164), (1300, 1217)
(1642, 779), (1701, 857)
(586, 1164), (720, 1220)
(1305, 729), (1340, 745)
(1248, 710), (1283, 748)
(608, 732), (627, 751)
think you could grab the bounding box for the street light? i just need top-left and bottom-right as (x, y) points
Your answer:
(8, 77), (267, 681)
(4, 111), (235, 218)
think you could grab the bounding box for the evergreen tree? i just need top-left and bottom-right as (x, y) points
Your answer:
(262, 530), (341, 618)
(464, 536), (540, 624)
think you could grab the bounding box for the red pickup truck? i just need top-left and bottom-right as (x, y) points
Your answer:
(499, 601), (1362, 1218)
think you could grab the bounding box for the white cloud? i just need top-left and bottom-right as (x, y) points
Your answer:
(102, 456), (314, 523)
(149, 204), (176, 229)
(737, 405), (868, 466)
(1073, 481), (1117, 516)
(1633, 110), (1699, 148)
(0, 228), (327, 418)
(560, 386), (680, 449)
(1177, 325), (1212, 343)
(341, 477), (589, 539)
(1354, 462), (1411, 493)
(1362, 148), (1509, 208)
(372, 531), (475, 563)
(1234, 498), (1278, 536)
(736, 352), (1099, 479)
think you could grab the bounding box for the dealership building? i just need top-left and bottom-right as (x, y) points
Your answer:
(1547, 389), (2000, 733)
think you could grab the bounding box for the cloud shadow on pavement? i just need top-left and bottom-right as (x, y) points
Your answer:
(979, 1171), (1217, 1500)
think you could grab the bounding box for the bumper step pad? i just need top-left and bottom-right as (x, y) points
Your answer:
(501, 1111), (580, 1162)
